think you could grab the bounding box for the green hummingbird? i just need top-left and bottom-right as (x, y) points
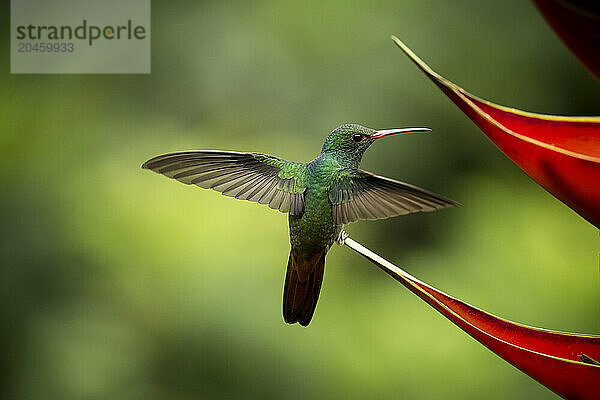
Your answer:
(142, 124), (458, 326)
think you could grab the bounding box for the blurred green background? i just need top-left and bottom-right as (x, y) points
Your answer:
(2, 1), (600, 399)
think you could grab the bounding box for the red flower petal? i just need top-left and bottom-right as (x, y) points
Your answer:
(390, 36), (600, 229)
(533, 0), (600, 81)
(345, 238), (600, 399)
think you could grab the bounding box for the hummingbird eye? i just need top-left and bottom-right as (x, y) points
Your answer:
(351, 133), (364, 143)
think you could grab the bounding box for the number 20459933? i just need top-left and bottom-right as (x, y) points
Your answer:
(18, 42), (74, 52)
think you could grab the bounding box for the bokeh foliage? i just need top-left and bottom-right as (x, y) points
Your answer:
(2, 1), (599, 399)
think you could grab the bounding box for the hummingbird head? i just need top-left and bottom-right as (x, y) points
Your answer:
(321, 123), (430, 167)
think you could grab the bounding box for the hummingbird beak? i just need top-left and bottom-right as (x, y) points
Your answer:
(370, 127), (431, 139)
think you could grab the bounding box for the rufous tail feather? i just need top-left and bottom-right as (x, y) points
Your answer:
(283, 249), (326, 326)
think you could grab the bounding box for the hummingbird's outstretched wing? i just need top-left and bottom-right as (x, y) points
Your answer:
(329, 169), (458, 225)
(142, 151), (307, 215)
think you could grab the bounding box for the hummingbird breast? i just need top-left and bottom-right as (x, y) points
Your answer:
(288, 155), (343, 254)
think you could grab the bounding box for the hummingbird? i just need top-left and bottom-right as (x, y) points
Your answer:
(142, 124), (458, 326)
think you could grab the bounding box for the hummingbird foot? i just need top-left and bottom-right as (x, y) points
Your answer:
(336, 230), (349, 246)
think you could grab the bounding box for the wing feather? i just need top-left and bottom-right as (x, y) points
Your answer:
(329, 169), (458, 224)
(258, 178), (279, 204)
(143, 150), (307, 215)
(279, 193), (291, 213)
(245, 176), (274, 202)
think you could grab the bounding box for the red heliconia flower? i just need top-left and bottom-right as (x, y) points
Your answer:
(391, 36), (600, 230)
(533, 0), (600, 81)
(345, 238), (600, 400)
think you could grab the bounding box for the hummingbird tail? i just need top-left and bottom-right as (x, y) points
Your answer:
(283, 249), (326, 327)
